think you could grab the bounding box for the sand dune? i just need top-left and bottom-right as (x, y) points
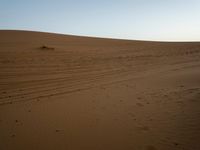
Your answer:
(0, 30), (200, 150)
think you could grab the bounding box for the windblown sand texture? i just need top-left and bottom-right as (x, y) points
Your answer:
(0, 30), (200, 150)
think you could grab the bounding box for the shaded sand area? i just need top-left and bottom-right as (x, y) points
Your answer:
(0, 30), (200, 150)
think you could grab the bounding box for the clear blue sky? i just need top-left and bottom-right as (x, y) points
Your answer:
(1, 0), (200, 41)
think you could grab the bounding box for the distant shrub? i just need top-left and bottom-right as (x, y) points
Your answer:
(40, 45), (55, 50)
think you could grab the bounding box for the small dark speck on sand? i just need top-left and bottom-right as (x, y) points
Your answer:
(174, 142), (179, 146)
(11, 134), (15, 138)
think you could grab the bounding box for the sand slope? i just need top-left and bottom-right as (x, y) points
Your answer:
(0, 30), (200, 150)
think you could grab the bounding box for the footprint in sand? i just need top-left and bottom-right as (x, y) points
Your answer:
(137, 126), (150, 131)
(11, 134), (16, 138)
(163, 94), (168, 98)
(55, 129), (63, 132)
(176, 101), (183, 104)
(100, 86), (106, 90)
(149, 118), (153, 121)
(136, 103), (144, 107)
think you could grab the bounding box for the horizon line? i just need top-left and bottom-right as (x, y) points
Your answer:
(1, 29), (200, 43)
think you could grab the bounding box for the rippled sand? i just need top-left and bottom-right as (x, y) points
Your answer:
(0, 30), (200, 150)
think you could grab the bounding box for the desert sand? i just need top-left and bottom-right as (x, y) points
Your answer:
(0, 30), (200, 150)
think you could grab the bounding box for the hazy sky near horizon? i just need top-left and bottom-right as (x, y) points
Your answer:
(1, 0), (200, 41)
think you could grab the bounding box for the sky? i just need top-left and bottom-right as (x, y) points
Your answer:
(0, 0), (200, 41)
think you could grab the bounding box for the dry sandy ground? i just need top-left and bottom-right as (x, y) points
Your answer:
(0, 30), (200, 150)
